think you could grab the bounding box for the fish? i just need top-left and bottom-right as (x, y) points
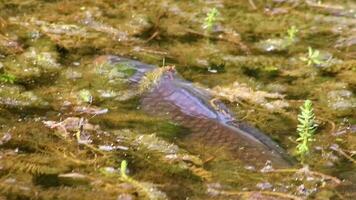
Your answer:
(101, 55), (295, 169)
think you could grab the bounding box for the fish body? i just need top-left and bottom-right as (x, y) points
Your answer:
(105, 56), (294, 168)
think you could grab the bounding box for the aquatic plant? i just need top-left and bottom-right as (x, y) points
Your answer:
(3, 154), (69, 175)
(301, 47), (330, 66)
(255, 26), (298, 52)
(0, 73), (16, 84)
(79, 89), (92, 103)
(210, 81), (288, 110)
(203, 8), (219, 32)
(286, 26), (298, 43)
(139, 66), (174, 93)
(112, 63), (137, 78)
(296, 100), (317, 162)
(119, 160), (168, 200)
(120, 160), (129, 179)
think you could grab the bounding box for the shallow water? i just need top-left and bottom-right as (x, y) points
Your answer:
(0, 0), (355, 199)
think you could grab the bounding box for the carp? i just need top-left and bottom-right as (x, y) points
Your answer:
(100, 55), (295, 168)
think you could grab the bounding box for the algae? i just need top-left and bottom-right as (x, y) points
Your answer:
(0, 0), (355, 199)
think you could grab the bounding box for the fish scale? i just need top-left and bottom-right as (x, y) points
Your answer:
(107, 56), (295, 168)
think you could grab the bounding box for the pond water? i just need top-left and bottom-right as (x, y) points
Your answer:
(0, 0), (355, 199)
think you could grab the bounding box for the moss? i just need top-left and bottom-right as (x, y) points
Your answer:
(0, 84), (48, 109)
(0, 0), (355, 199)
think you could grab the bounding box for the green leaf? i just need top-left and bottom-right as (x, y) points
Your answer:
(79, 89), (92, 103)
(120, 160), (128, 179)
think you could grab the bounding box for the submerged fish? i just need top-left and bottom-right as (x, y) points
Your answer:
(100, 55), (295, 168)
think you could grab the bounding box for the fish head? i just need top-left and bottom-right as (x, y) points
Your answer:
(94, 55), (157, 83)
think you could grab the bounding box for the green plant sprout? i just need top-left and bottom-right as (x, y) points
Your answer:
(296, 100), (318, 163)
(120, 160), (129, 179)
(203, 8), (219, 32)
(162, 57), (166, 67)
(0, 73), (16, 84)
(301, 47), (330, 66)
(119, 160), (168, 200)
(286, 26), (298, 42)
(79, 89), (92, 103)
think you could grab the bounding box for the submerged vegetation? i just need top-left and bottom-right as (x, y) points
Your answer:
(286, 26), (299, 43)
(0, 73), (16, 84)
(296, 100), (318, 163)
(301, 47), (330, 66)
(118, 160), (168, 200)
(202, 8), (219, 33)
(0, 0), (355, 199)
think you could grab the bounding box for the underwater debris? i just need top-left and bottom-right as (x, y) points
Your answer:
(79, 8), (151, 42)
(210, 82), (289, 110)
(0, 176), (37, 198)
(255, 38), (292, 52)
(118, 130), (203, 167)
(335, 35), (356, 50)
(329, 144), (356, 164)
(134, 134), (203, 165)
(8, 16), (116, 51)
(58, 172), (90, 186)
(305, 0), (356, 18)
(206, 183), (303, 200)
(114, 130), (212, 181)
(8, 17), (87, 37)
(0, 84), (48, 108)
(43, 117), (100, 138)
(255, 26), (299, 52)
(270, 166), (342, 185)
(23, 47), (60, 70)
(72, 106), (108, 115)
(326, 90), (356, 112)
(81, 11), (129, 42)
(0, 34), (23, 55)
(63, 68), (83, 80)
(2, 42), (62, 83)
(40, 23), (86, 36)
(0, 132), (11, 145)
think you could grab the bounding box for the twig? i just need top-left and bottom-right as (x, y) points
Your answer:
(0, 17), (7, 29)
(269, 167), (342, 185)
(75, 129), (106, 156)
(131, 46), (169, 56)
(330, 145), (356, 164)
(334, 190), (346, 200)
(185, 29), (251, 54)
(248, 0), (258, 10)
(305, 0), (344, 11)
(219, 190), (302, 200)
(317, 117), (336, 134)
(145, 30), (160, 43)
